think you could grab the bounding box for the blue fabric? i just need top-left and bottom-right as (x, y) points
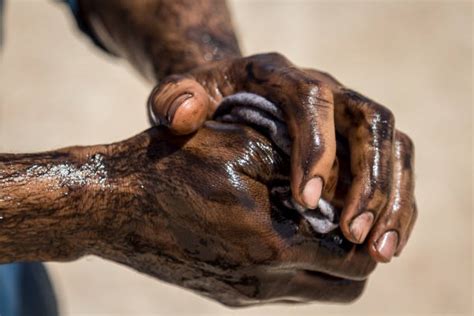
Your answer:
(0, 263), (58, 316)
(0, 264), (20, 316)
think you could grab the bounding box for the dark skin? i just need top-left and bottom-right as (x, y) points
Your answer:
(1, 123), (376, 306)
(76, 0), (416, 261)
(0, 0), (417, 307)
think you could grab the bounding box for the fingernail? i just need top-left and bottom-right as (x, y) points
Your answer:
(166, 93), (193, 124)
(349, 212), (374, 243)
(376, 231), (399, 262)
(302, 177), (323, 209)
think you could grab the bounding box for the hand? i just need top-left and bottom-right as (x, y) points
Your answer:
(0, 122), (406, 305)
(89, 124), (376, 306)
(148, 53), (417, 262)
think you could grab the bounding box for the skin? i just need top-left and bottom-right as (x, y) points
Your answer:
(1, 124), (377, 306)
(149, 56), (417, 263)
(77, 0), (334, 210)
(0, 1), (416, 306)
(76, 0), (416, 262)
(77, 0), (241, 81)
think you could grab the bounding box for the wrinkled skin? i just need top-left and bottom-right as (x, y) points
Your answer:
(0, 0), (416, 306)
(77, 0), (241, 81)
(95, 124), (376, 306)
(76, 0), (417, 262)
(149, 53), (418, 262)
(1, 124), (374, 306)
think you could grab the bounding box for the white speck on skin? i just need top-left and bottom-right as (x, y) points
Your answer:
(24, 154), (110, 189)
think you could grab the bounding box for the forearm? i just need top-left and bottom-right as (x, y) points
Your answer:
(0, 129), (179, 264)
(0, 146), (113, 263)
(77, 0), (242, 82)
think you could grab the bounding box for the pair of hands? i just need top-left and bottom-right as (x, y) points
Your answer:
(0, 0), (415, 306)
(85, 52), (415, 306)
(147, 53), (417, 263)
(4, 52), (414, 306)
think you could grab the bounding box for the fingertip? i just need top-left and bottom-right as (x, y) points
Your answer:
(371, 230), (399, 263)
(347, 211), (374, 244)
(301, 176), (323, 209)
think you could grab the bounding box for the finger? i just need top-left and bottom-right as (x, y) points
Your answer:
(395, 202), (417, 256)
(366, 131), (416, 262)
(153, 54), (336, 208)
(148, 75), (212, 135)
(224, 53), (336, 209)
(334, 89), (395, 244)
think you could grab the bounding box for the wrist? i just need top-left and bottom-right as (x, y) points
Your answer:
(79, 129), (173, 260)
(77, 0), (241, 82)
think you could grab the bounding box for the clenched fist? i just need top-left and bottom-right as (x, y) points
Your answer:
(0, 124), (376, 306)
(148, 52), (417, 263)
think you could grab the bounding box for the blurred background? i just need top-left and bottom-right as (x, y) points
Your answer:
(0, 0), (472, 315)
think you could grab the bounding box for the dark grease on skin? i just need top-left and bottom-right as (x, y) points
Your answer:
(78, 0), (242, 81)
(0, 124), (374, 306)
(77, 0), (416, 264)
(1, 0), (417, 306)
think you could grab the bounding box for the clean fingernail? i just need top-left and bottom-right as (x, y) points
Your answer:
(349, 212), (374, 243)
(376, 231), (399, 262)
(302, 177), (323, 209)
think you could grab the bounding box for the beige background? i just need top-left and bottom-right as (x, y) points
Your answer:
(0, 0), (472, 315)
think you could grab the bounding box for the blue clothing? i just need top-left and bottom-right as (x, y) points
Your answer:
(0, 263), (58, 316)
(0, 1), (98, 315)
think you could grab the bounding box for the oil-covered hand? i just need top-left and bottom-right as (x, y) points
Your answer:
(88, 124), (376, 306)
(148, 53), (417, 263)
(0, 123), (409, 305)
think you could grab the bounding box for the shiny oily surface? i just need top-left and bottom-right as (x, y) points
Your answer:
(0, 1), (471, 315)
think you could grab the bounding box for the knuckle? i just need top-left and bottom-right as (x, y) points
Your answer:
(257, 52), (289, 64)
(319, 71), (341, 85)
(343, 90), (395, 134)
(244, 52), (290, 70)
(293, 78), (334, 110)
(295, 76), (323, 90)
(372, 189), (391, 211)
(396, 130), (415, 153)
(293, 78), (320, 97)
(314, 82), (334, 108)
(394, 131), (415, 170)
(367, 102), (395, 129)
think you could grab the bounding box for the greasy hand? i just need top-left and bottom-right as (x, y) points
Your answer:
(92, 124), (374, 306)
(148, 53), (417, 263)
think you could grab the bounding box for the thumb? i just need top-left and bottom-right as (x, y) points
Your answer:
(148, 76), (211, 135)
